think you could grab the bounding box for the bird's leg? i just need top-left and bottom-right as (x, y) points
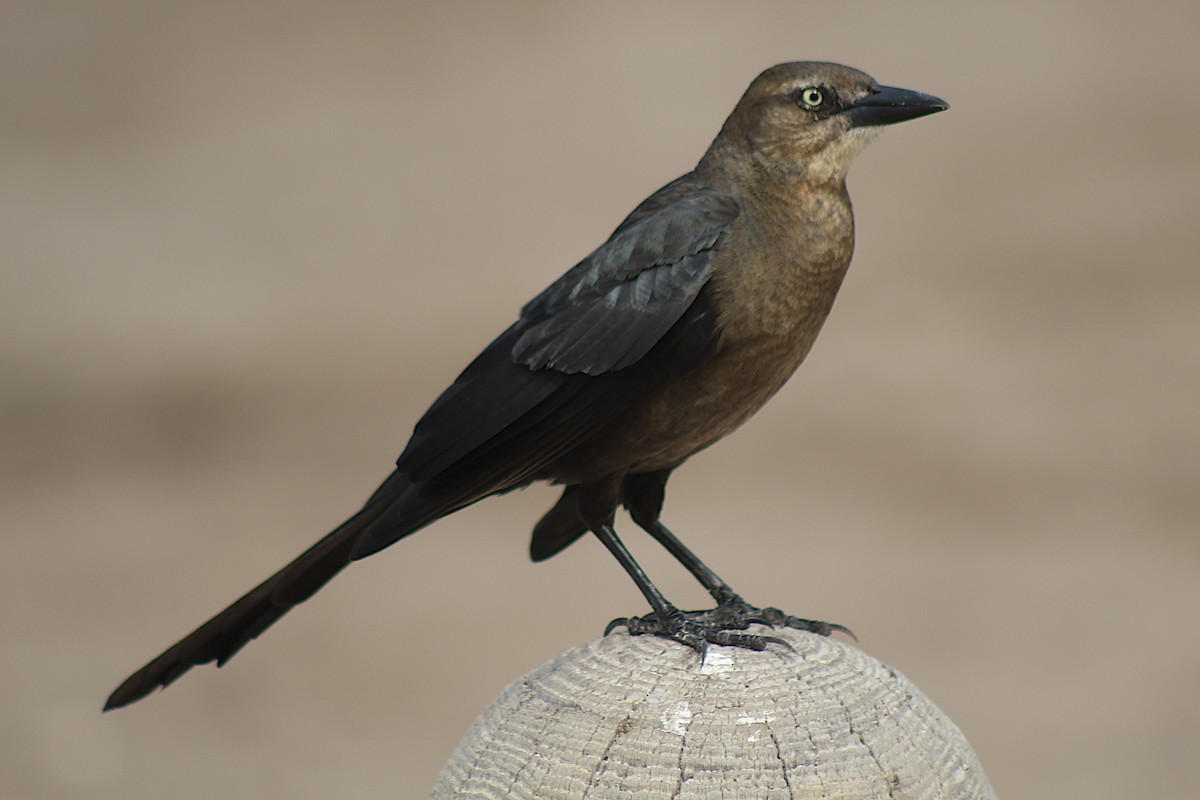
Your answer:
(578, 475), (790, 653)
(620, 471), (736, 602)
(635, 517), (852, 640)
(619, 470), (851, 639)
(589, 523), (787, 656)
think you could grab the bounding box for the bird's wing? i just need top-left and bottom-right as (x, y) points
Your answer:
(351, 180), (738, 557)
(513, 189), (740, 375)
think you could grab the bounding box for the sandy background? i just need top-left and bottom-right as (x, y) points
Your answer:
(3, 2), (1197, 798)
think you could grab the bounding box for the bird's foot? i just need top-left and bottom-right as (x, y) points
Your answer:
(696, 596), (856, 641)
(605, 607), (789, 658)
(605, 596), (854, 655)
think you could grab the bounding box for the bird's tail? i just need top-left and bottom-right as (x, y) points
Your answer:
(104, 473), (412, 711)
(529, 484), (589, 562)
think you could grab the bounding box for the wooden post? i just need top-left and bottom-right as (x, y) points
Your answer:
(433, 628), (995, 799)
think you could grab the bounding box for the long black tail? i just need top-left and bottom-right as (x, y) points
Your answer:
(105, 473), (417, 710)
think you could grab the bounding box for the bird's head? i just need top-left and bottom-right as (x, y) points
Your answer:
(705, 62), (947, 184)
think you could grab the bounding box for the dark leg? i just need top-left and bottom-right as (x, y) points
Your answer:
(621, 471), (740, 604)
(621, 470), (853, 639)
(578, 477), (786, 656)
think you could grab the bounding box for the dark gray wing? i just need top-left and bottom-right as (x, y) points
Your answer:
(513, 190), (739, 375)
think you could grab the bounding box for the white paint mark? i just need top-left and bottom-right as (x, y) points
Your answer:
(699, 650), (735, 674)
(736, 714), (774, 725)
(736, 713), (773, 743)
(660, 700), (693, 735)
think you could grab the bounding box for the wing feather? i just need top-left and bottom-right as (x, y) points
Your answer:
(513, 192), (737, 375)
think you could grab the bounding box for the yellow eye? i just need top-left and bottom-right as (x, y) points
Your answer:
(799, 87), (824, 109)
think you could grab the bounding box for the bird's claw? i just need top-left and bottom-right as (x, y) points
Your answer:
(750, 606), (857, 641)
(605, 600), (853, 651)
(605, 610), (792, 656)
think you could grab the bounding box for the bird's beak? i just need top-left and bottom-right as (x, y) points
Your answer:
(843, 85), (948, 127)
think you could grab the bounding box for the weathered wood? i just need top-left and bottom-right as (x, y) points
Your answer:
(433, 628), (995, 799)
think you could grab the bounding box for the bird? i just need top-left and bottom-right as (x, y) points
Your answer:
(105, 61), (947, 711)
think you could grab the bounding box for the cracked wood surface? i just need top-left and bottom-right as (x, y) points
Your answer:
(433, 629), (995, 799)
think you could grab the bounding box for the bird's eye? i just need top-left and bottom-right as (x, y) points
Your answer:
(798, 87), (824, 109)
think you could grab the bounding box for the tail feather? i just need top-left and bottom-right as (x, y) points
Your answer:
(104, 474), (410, 711)
(529, 485), (589, 562)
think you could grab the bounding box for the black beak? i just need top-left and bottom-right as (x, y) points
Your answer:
(843, 85), (948, 127)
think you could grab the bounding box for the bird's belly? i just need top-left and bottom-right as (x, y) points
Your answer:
(552, 334), (814, 483)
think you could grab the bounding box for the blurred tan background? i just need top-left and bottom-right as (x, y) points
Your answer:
(3, 2), (1197, 798)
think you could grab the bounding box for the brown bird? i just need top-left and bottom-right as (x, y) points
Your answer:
(105, 62), (946, 711)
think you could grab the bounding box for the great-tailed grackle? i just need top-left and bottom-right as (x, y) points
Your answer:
(105, 62), (946, 710)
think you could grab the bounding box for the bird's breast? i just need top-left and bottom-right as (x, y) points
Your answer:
(711, 186), (855, 340)
(558, 330), (820, 482)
